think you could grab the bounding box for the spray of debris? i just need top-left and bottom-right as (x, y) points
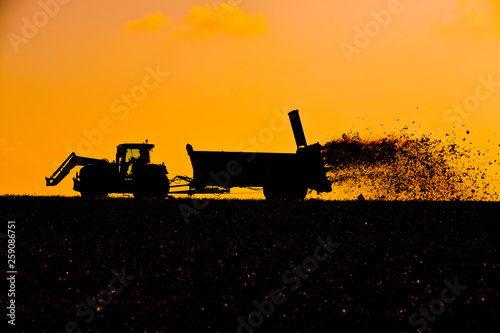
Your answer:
(321, 131), (498, 201)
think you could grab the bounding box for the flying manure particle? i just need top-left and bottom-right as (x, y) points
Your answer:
(320, 130), (498, 201)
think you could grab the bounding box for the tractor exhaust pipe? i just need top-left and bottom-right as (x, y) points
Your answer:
(288, 110), (307, 149)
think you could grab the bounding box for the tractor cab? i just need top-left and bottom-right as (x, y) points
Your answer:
(116, 143), (155, 178)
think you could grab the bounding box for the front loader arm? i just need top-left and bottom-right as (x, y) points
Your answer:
(46, 152), (106, 186)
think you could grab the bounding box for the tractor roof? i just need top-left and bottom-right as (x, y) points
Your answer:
(117, 143), (155, 150)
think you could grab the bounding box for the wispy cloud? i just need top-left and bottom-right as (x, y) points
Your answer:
(124, 12), (171, 32)
(433, 0), (500, 37)
(123, 4), (269, 39)
(173, 3), (269, 39)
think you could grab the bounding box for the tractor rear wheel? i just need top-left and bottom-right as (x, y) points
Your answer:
(133, 164), (170, 199)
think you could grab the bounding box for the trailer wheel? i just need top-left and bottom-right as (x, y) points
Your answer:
(263, 180), (307, 200)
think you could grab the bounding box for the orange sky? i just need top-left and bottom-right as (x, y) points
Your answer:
(1, 0), (499, 198)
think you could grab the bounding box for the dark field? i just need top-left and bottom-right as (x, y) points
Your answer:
(1, 196), (498, 333)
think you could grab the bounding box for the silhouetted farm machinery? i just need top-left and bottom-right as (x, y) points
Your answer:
(46, 110), (332, 199)
(46, 143), (170, 198)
